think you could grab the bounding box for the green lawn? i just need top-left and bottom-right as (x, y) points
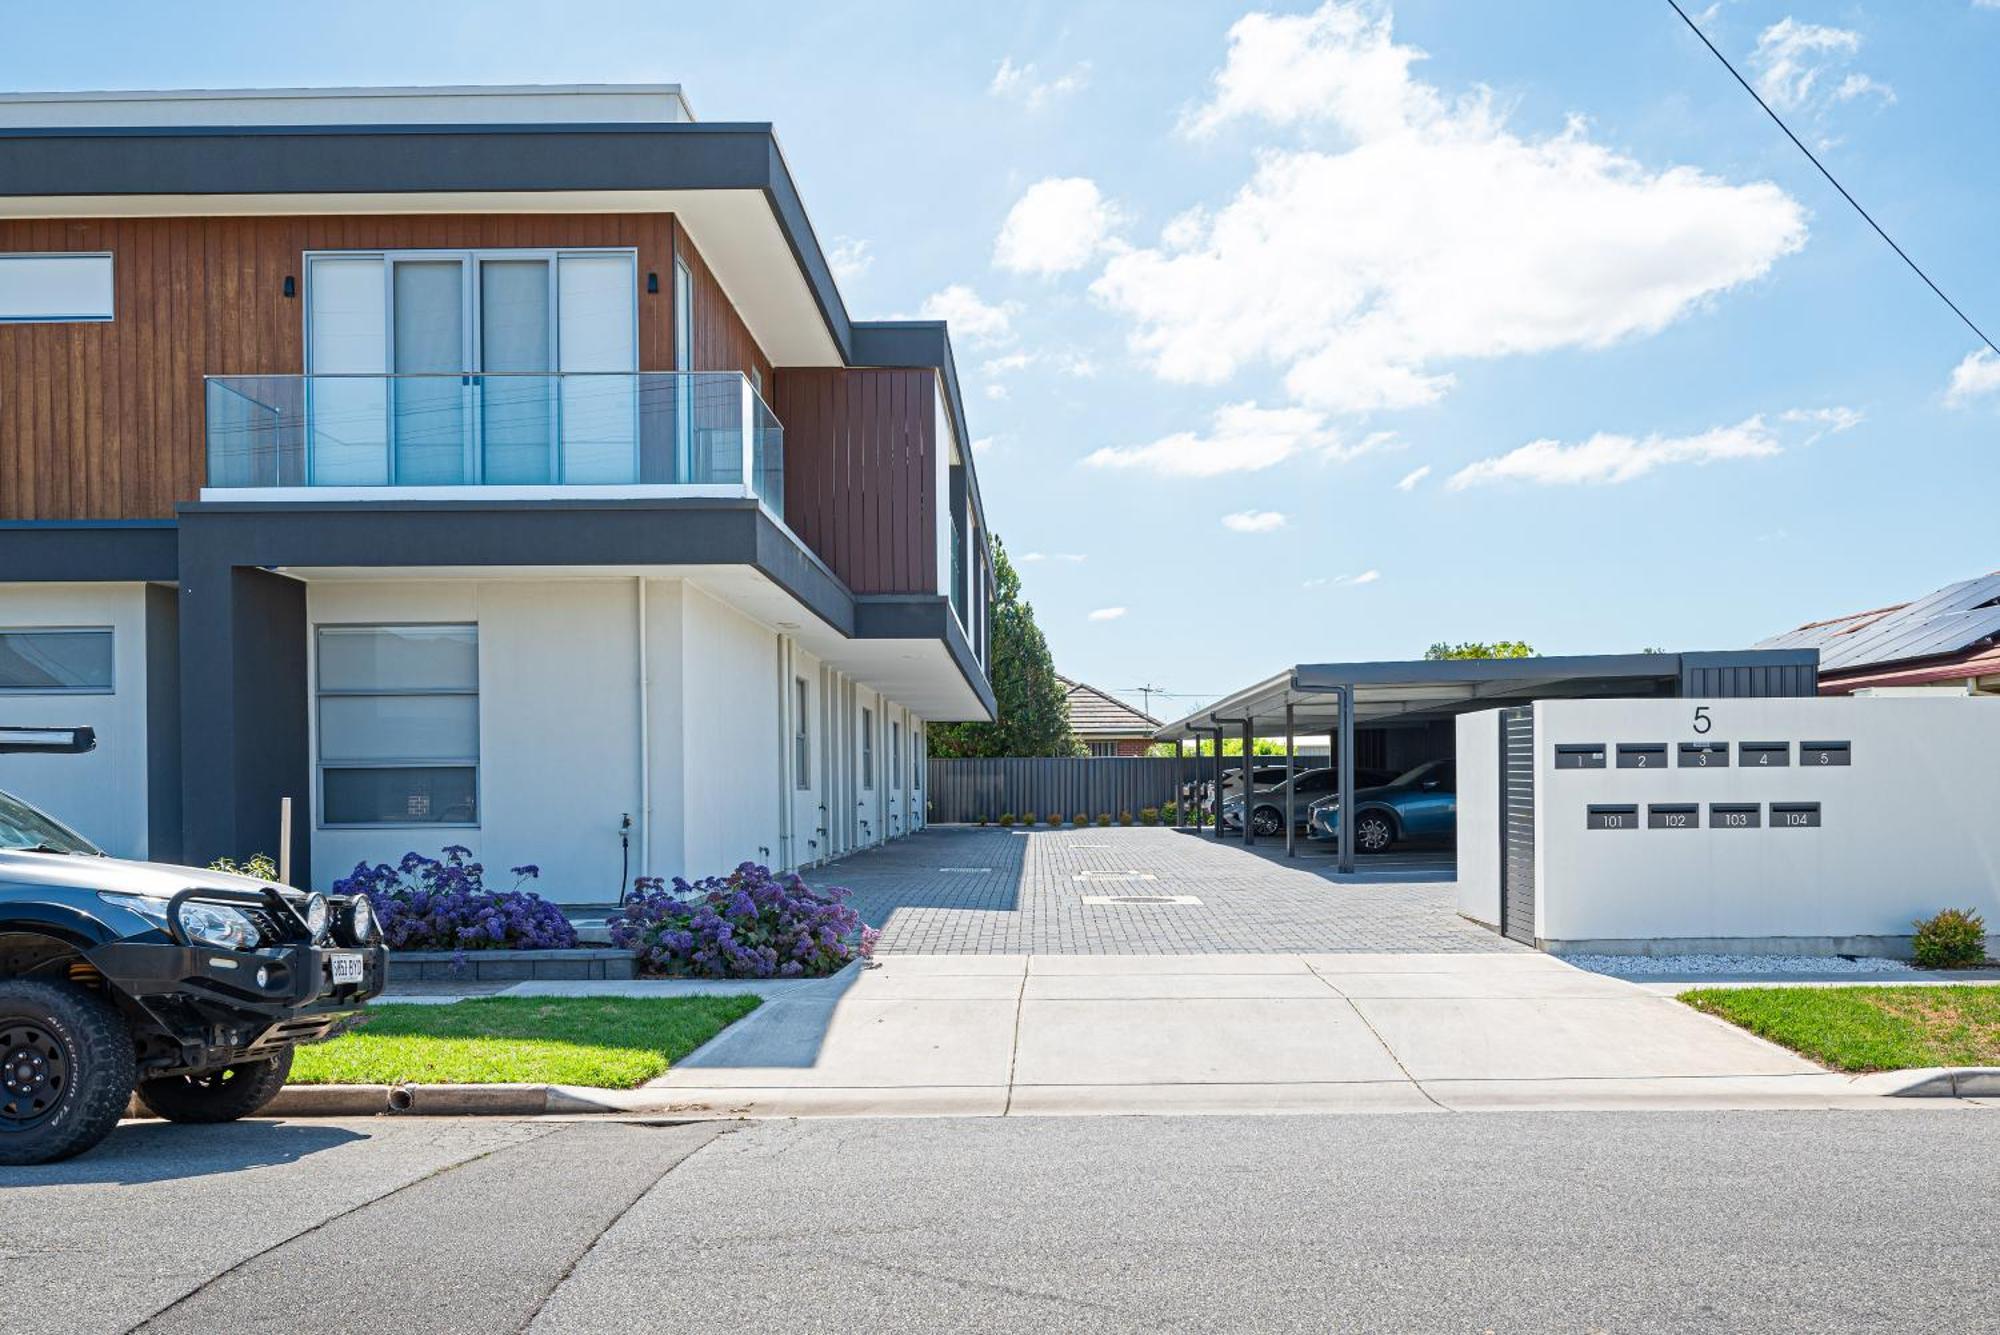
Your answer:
(1679, 985), (2000, 1072)
(289, 995), (762, 1089)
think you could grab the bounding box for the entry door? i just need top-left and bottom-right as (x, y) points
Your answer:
(1499, 707), (1536, 945)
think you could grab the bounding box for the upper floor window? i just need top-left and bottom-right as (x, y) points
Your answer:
(0, 628), (113, 694)
(304, 248), (637, 486)
(316, 624), (479, 827)
(0, 254), (113, 323)
(891, 720), (902, 790)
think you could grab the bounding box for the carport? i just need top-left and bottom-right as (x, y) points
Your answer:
(1153, 651), (1818, 873)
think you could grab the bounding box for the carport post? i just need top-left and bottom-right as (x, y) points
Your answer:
(1240, 718), (1255, 846)
(1210, 724), (1225, 841)
(1337, 685), (1356, 874)
(1284, 703), (1296, 858)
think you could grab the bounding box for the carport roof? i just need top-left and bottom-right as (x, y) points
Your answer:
(1151, 650), (1818, 741)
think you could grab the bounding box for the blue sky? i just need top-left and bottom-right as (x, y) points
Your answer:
(10, 1), (1999, 720)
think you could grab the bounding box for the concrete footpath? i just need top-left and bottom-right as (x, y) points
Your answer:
(349, 951), (1999, 1118)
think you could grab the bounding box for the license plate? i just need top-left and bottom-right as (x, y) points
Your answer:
(326, 952), (365, 985)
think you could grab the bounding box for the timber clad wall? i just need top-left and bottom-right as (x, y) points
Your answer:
(0, 213), (770, 520)
(773, 368), (938, 595)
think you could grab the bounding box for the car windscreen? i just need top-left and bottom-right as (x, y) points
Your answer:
(0, 789), (103, 856)
(1386, 760), (1447, 789)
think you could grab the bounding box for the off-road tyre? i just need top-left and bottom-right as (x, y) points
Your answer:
(136, 1047), (294, 1124)
(0, 978), (136, 1166)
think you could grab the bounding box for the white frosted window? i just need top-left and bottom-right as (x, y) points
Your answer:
(317, 625), (478, 826)
(0, 254), (113, 322)
(558, 252), (638, 482)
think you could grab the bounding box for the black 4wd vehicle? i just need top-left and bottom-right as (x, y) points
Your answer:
(0, 728), (387, 1165)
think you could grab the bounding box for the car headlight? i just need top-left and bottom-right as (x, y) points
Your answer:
(303, 893), (329, 941)
(177, 902), (259, 950)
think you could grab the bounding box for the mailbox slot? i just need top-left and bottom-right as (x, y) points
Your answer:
(1587, 804), (1639, 831)
(1647, 803), (1699, 830)
(1677, 742), (1730, 768)
(1710, 803), (1761, 829)
(1800, 741), (1851, 767)
(1616, 743), (1667, 770)
(1738, 742), (1790, 768)
(1555, 744), (1607, 770)
(1771, 802), (1822, 828)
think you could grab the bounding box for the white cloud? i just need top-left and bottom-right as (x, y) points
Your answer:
(1749, 18), (1892, 113)
(1447, 416), (1783, 489)
(826, 237), (872, 285)
(1306, 570), (1381, 588)
(984, 383), (1010, 401)
(982, 348), (1099, 378)
(1394, 464), (1431, 491)
(1088, 606), (1128, 622)
(995, 177), (1122, 276)
(990, 58), (1092, 110)
(915, 284), (1019, 346)
(1019, 551), (1087, 564)
(1946, 348), (2000, 406)
(1221, 509), (1288, 532)
(1347, 569), (1381, 585)
(1094, 1), (1806, 415)
(982, 351), (1034, 375)
(1777, 405), (1863, 442)
(971, 435), (998, 455)
(1082, 401), (1385, 478)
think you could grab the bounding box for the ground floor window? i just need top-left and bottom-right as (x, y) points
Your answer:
(794, 677), (811, 788)
(316, 623), (479, 826)
(861, 707), (875, 789)
(0, 627), (113, 693)
(1087, 740), (1118, 758)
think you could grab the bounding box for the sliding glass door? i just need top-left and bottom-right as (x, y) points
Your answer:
(305, 248), (637, 486)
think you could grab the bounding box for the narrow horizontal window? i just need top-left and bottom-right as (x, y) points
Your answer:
(322, 766), (478, 826)
(0, 628), (113, 693)
(0, 253), (114, 323)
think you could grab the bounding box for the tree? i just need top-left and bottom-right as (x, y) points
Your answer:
(1424, 640), (1535, 660)
(928, 535), (1082, 758)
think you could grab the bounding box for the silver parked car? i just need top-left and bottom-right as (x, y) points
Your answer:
(1222, 766), (1399, 836)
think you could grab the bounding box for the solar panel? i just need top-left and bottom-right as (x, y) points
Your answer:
(1801, 573), (2000, 671)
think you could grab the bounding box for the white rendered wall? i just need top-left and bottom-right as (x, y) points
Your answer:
(1453, 709), (1501, 929)
(0, 584), (152, 859)
(1529, 697), (2000, 951)
(677, 583), (782, 880)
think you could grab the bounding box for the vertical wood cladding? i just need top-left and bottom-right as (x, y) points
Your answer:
(670, 224), (773, 386)
(773, 368), (938, 595)
(0, 212), (776, 520)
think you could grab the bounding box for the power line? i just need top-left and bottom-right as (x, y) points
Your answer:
(1665, 0), (2000, 360)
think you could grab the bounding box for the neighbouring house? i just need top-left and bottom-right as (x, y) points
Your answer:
(1060, 676), (1161, 757)
(1757, 570), (2000, 696)
(0, 84), (995, 901)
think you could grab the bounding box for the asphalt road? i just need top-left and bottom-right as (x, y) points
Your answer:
(3, 1108), (1995, 1334)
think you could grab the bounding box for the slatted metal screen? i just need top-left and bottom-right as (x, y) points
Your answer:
(1500, 706), (1536, 946)
(926, 757), (1210, 824)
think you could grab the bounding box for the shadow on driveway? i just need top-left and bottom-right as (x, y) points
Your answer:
(1, 1120), (367, 1187)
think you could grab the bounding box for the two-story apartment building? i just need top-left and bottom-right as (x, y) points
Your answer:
(0, 85), (995, 900)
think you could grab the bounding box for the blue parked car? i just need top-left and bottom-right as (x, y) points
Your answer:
(1305, 760), (1456, 853)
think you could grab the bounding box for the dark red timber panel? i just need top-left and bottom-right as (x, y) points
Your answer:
(772, 367), (938, 595)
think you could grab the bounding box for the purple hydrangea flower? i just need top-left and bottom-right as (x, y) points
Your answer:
(604, 862), (874, 979)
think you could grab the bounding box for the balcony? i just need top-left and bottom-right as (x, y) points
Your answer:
(204, 371), (784, 518)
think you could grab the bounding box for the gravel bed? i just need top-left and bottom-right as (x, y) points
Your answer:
(1561, 952), (1919, 978)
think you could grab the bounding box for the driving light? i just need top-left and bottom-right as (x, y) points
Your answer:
(303, 893), (329, 941)
(336, 893), (381, 947)
(255, 966), (270, 988)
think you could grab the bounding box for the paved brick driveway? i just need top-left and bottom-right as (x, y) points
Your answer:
(819, 825), (1517, 955)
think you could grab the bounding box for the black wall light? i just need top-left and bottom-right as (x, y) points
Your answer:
(646, 271), (659, 294)
(282, 275), (297, 298)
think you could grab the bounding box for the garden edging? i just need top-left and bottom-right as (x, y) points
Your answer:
(390, 947), (637, 982)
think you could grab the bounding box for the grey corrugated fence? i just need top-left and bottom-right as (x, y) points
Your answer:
(926, 757), (1213, 824)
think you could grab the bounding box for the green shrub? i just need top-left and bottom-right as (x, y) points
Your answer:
(1118, 810), (1134, 826)
(1160, 801), (1180, 824)
(1913, 908), (1988, 969)
(210, 853), (279, 881)
(976, 816), (988, 827)
(1022, 811), (1039, 826)
(1073, 812), (1090, 827)
(1095, 813), (1112, 827)
(1139, 807), (1159, 826)
(998, 812), (1016, 827)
